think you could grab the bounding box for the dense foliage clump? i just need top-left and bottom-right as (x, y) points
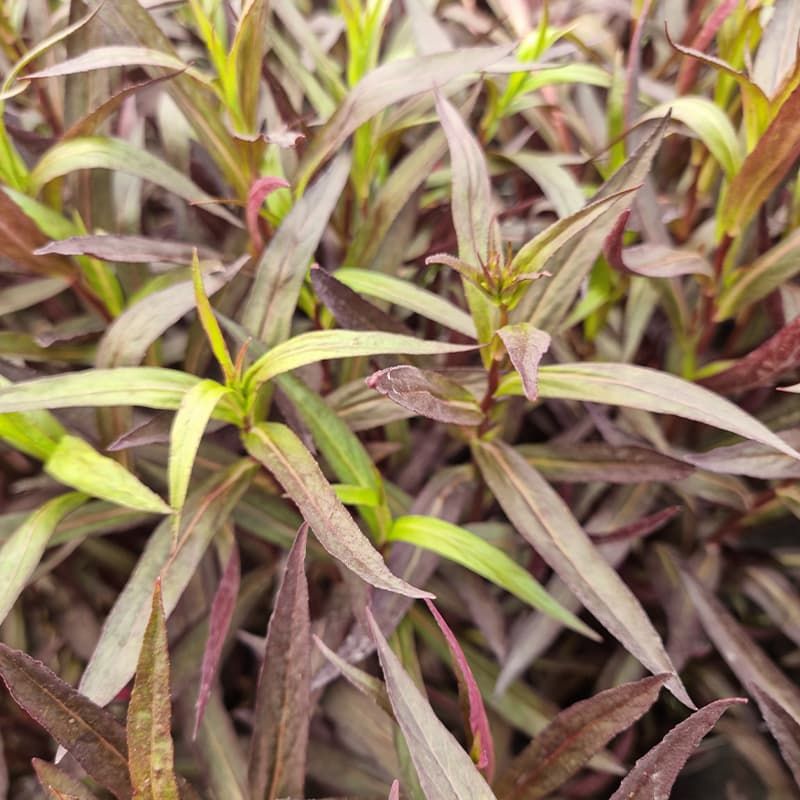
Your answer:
(0, 1), (800, 798)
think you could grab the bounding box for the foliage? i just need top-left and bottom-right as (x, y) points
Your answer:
(0, 0), (799, 798)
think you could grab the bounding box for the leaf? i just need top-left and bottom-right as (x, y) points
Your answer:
(472, 439), (691, 706)
(243, 422), (430, 598)
(389, 780), (400, 800)
(32, 758), (101, 800)
(248, 525), (311, 800)
(498, 362), (800, 460)
(78, 460), (255, 708)
(388, 515), (597, 638)
(0, 375), (66, 462)
(246, 176), (290, 251)
(44, 435), (171, 514)
(701, 316), (800, 394)
(720, 83), (800, 235)
(0, 645), (131, 799)
(515, 116), (668, 330)
(244, 329), (475, 390)
(229, 0), (270, 131)
(494, 675), (667, 799)
(497, 325), (551, 402)
(31, 137), (238, 226)
(126, 582), (180, 800)
(333, 268), (476, 338)
(311, 266), (411, 335)
(717, 228), (800, 319)
(518, 442), (694, 483)
(194, 545), (240, 739)
(296, 44), (511, 192)
(241, 152), (351, 347)
(168, 380), (232, 510)
(682, 569), (800, 780)
(0, 368), (201, 413)
(35, 235), (219, 264)
(608, 698), (747, 800)
(425, 600), (495, 779)
(366, 366), (484, 426)
(0, 492), (86, 626)
(678, 433), (800, 480)
(0, 277), (69, 315)
(366, 609), (497, 800)
(97, 258), (245, 368)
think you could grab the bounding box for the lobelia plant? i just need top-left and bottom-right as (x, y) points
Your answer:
(0, 0), (800, 798)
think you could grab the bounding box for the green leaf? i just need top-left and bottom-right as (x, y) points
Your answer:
(229, 0), (270, 131)
(248, 525), (311, 800)
(642, 98), (743, 178)
(126, 582), (180, 800)
(716, 228), (800, 319)
(0, 368), (202, 413)
(241, 153), (351, 347)
(78, 460), (255, 708)
(366, 609), (497, 800)
(44, 435), (171, 514)
(244, 329), (475, 390)
(334, 268), (476, 338)
(388, 515), (598, 639)
(168, 380), (232, 511)
(242, 422), (430, 598)
(31, 137), (239, 226)
(498, 362), (800, 460)
(494, 676), (667, 799)
(0, 276), (69, 315)
(0, 645), (131, 799)
(0, 374), (65, 461)
(472, 439), (691, 707)
(0, 492), (86, 626)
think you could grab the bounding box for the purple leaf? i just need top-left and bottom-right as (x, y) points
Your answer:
(496, 324), (551, 402)
(245, 176), (290, 252)
(193, 544), (241, 739)
(388, 779), (400, 800)
(494, 675), (667, 799)
(367, 365), (484, 426)
(609, 698), (746, 799)
(247, 524), (311, 800)
(35, 235), (219, 264)
(366, 608), (496, 799)
(32, 758), (101, 800)
(0, 645), (131, 799)
(589, 506), (681, 545)
(425, 599), (495, 780)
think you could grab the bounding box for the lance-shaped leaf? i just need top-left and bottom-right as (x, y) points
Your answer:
(33, 758), (102, 799)
(0, 368), (201, 413)
(246, 176), (290, 251)
(127, 582), (180, 799)
(31, 137), (238, 226)
(311, 266), (411, 335)
(497, 325), (551, 402)
(243, 422), (430, 598)
(244, 329), (475, 390)
(241, 153), (351, 347)
(168, 380), (232, 511)
(498, 363), (800, 460)
(473, 439), (691, 706)
(229, 0), (270, 130)
(296, 45), (510, 191)
(194, 546), (241, 738)
(679, 433), (800, 480)
(720, 83), (800, 235)
(366, 609), (497, 800)
(334, 268), (477, 338)
(248, 525), (311, 800)
(701, 316), (800, 394)
(45, 435), (171, 514)
(367, 366), (484, 426)
(434, 92), (499, 349)
(0, 645), (131, 798)
(609, 698), (746, 800)
(35, 235), (219, 264)
(78, 460), (255, 708)
(495, 675), (667, 799)
(425, 600), (495, 779)
(388, 515), (597, 638)
(388, 779), (400, 800)
(0, 492), (86, 625)
(682, 570), (800, 780)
